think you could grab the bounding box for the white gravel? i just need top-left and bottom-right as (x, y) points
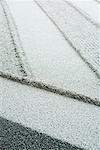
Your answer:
(35, 0), (100, 76)
(0, 1), (100, 150)
(0, 2), (21, 76)
(0, 0), (33, 77)
(0, 77), (100, 150)
(67, 0), (100, 25)
(7, 0), (98, 100)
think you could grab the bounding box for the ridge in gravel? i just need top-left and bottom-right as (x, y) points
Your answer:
(0, 0), (33, 78)
(35, 0), (100, 79)
(0, 76), (100, 150)
(7, 0), (99, 101)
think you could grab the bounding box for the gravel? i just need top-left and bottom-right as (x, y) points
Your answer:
(0, 117), (83, 150)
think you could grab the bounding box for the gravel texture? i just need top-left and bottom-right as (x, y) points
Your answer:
(7, 0), (99, 102)
(0, 77), (100, 150)
(0, 1), (99, 150)
(64, 0), (100, 26)
(0, 117), (84, 150)
(0, 0), (32, 77)
(35, 0), (100, 78)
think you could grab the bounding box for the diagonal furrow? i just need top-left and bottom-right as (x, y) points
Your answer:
(0, 0), (99, 107)
(0, 71), (100, 107)
(0, 0), (32, 77)
(64, 0), (100, 28)
(34, 0), (100, 79)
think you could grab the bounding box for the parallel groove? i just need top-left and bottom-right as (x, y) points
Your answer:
(0, 0), (28, 77)
(0, 71), (100, 107)
(64, 0), (100, 28)
(0, 0), (99, 107)
(34, 0), (100, 79)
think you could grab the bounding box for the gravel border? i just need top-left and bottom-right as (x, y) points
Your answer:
(0, 117), (84, 150)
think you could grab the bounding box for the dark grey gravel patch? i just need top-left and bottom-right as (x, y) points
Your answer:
(0, 117), (84, 150)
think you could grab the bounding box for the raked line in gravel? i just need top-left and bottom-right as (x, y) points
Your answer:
(0, 0), (33, 78)
(6, 0), (99, 102)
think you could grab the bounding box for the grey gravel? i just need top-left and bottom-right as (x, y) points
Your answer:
(0, 117), (84, 150)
